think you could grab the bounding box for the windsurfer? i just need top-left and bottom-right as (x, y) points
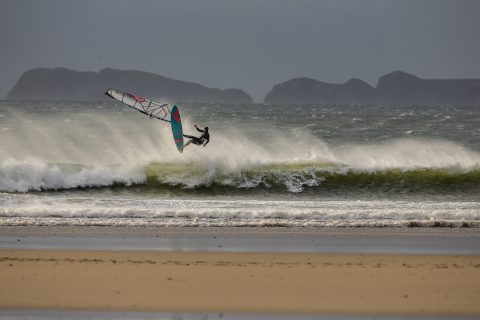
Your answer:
(184, 125), (210, 147)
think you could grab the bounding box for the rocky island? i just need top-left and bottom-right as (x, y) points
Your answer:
(264, 77), (375, 105)
(265, 71), (480, 105)
(6, 68), (253, 104)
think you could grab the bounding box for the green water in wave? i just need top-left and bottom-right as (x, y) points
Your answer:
(142, 161), (480, 196)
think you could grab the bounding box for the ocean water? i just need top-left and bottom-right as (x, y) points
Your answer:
(0, 101), (479, 227)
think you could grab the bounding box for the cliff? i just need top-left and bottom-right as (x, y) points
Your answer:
(6, 68), (253, 104)
(264, 71), (480, 105)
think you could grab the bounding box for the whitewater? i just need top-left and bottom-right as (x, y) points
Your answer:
(0, 101), (479, 227)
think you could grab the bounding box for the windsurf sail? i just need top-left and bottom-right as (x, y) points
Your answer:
(105, 88), (184, 153)
(105, 88), (171, 123)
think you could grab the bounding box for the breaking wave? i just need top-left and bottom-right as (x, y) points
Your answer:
(1, 105), (480, 194)
(1, 153), (479, 194)
(0, 159), (145, 193)
(145, 162), (480, 194)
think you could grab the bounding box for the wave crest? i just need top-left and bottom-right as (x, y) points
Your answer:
(0, 159), (145, 192)
(1, 137), (480, 193)
(145, 161), (480, 193)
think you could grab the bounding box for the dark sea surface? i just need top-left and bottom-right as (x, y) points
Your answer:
(0, 101), (479, 227)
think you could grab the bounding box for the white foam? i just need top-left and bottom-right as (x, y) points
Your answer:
(1, 196), (479, 227)
(0, 158), (145, 192)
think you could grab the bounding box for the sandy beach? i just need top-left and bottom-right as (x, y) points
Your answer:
(1, 246), (479, 316)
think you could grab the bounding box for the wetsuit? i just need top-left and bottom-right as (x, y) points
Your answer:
(184, 126), (209, 147)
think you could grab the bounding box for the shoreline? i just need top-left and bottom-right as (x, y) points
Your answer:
(1, 225), (479, 255)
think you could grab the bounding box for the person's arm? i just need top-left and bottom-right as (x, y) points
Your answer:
(203, 137), (209, 147)
(195, 125), (204, 133)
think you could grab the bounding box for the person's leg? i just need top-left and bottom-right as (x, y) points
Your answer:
(191, 137), (203, 145)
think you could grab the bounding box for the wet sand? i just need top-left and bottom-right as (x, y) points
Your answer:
(1, 226), (479, 316)
(1, 226), (480, 254)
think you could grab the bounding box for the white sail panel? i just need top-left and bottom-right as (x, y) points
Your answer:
(105, 88), (171, 122)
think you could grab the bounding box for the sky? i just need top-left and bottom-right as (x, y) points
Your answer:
(1, 0), (480, 102)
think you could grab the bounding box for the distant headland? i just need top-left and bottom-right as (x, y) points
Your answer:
(6, 68), (480, 105)
(6, 68), (253, 104)
(265, 71), (480, 105)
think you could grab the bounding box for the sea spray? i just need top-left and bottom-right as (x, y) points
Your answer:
(333, 138), (480, 170)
